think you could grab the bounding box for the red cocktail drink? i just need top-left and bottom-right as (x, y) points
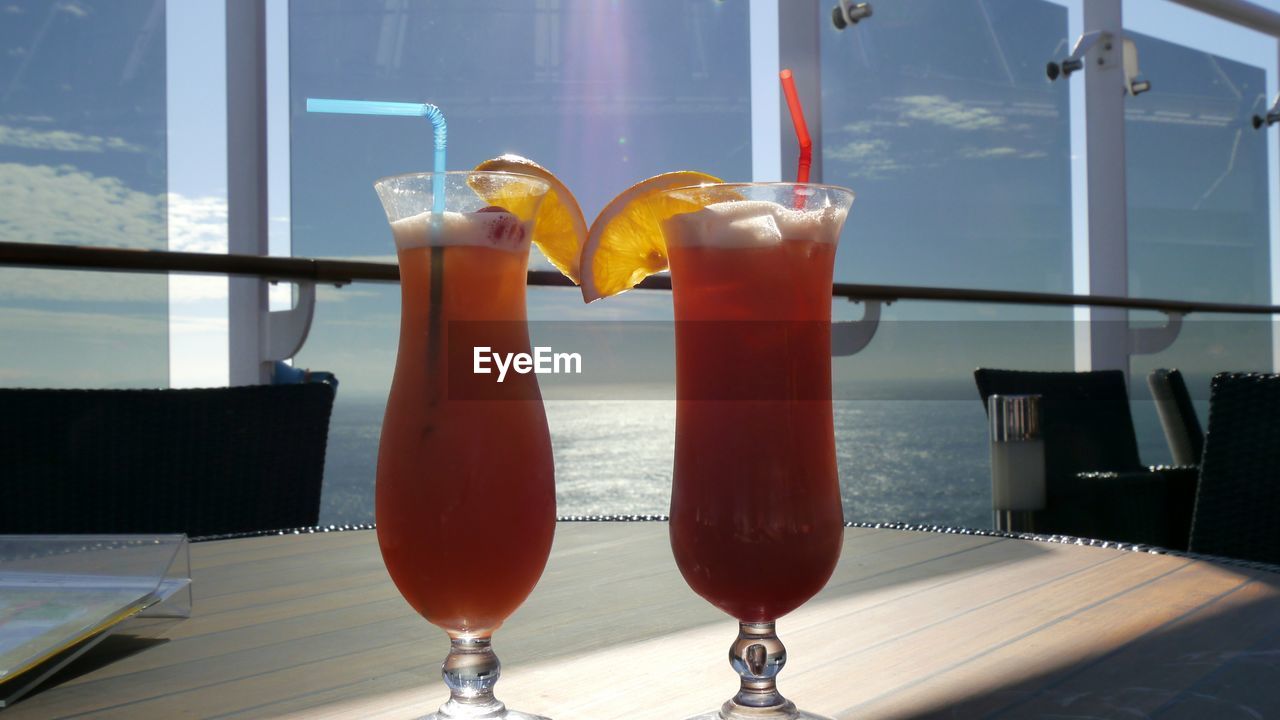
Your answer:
(661, 186), (854, 720)
(668, 239), (844, 622)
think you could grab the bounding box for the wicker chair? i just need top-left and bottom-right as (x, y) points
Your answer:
(975, 369), (1197, 549)
(1147, 368), (1204, 466)
(1188, 372), (1280, 564)
(0, 383), (335, 538)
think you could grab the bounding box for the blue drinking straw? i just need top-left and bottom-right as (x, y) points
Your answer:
(307, 97), (450, 401)
(305, 98), (448, 215)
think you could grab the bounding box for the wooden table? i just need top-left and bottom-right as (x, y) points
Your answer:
(6, 523), (1280, 719)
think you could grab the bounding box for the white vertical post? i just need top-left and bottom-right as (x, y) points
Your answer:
(750, 0), (781, 183)
(1068, 0), (1091, 371)
(1274, 40), (1280, 373)
(226, 0), (270, 386)
(778, 0), (823, 183)
(266, 0), (293, 309)
(1076, 0), (1130, 374)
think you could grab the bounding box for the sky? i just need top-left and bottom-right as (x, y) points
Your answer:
(0, 0), (1278, 396)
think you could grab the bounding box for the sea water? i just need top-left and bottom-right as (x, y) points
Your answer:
(318, 397), (1180, 529)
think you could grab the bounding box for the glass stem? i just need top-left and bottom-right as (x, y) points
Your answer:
(722, 622), (798, 718)
(437, 635), (508, 718)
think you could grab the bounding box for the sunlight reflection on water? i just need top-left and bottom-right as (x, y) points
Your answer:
(320, 399), (996, 528)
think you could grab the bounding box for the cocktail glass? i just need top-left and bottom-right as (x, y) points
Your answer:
(373, 171), (556, 720)
(660, 183), (854, 720)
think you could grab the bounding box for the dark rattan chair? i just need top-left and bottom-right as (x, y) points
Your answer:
(1148, 368), (1204, 466)
(1188, 372), (1280, 564)
(975, 369), (1197, 548)
(0, 383), (335, 538)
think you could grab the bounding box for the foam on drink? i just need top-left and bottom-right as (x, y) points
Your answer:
(390, 210), (532, 252)
(662, 200), (843, 249)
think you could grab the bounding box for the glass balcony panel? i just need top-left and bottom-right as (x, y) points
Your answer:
(1124, 29), (1274, 464)
(820, 0), (1074, 526)
(289, 0), (750, 525)
(820, 0), (1073, 294)
(0, 0), (169, 387)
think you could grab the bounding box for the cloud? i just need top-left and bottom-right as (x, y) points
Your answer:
(829, 95), (1053, 176)
(895, 95), (1005, 131)
(958, 146), (1017, 159)
(0, 164), (235, 304)
(0, 267), (168, 303)
(170, 314), (227, 334)
(956, 146), (1047, 160)
(57, 1), (88, 18)
(168, 192), (227, 253)
(841, 120), (908, 135)
(0, 124), (145, 153)
(0, 163), (164, 249)
(0, 306), (163, 336)
(167, 193), (228, 302)
(336, 253), (397, 264)
(0, 163), (164, 298)
(169, 275), (226, 303)
(828, 138), (890, 162)
(170, 313), (227, 333)
(0, 114), (54, 124)
(826, 138), (914, 179)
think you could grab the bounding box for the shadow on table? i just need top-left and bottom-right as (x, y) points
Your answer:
(40, 634), (170, 686)
(505, 528), (1054, 669)
(860, 567), (1280, 720)
(17, 618), (178, 706)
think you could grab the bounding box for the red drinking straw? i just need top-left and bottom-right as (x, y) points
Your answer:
(779, 69), (812, 185)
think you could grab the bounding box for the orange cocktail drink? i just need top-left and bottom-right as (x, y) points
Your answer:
(378, 238), (555, 632)
(374, 171), (556, 720)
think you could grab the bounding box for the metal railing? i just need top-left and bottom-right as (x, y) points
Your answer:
(3, 240), (1279, 318)
(1169, 0), (1280, 37)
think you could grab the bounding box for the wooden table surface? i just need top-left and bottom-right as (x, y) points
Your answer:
(6, 523), (1280, 719)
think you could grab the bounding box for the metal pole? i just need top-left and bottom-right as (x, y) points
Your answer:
(778, 0), (823, 183)
(1274, 39), (1280, 373)
(226, 0), (270, 386)
(1080, 0), (1130, 375)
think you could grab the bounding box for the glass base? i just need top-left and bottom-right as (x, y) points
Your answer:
(683, 707), (833, 720)
(419, 699), (550, 720)
(419, 707), (550, 712)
